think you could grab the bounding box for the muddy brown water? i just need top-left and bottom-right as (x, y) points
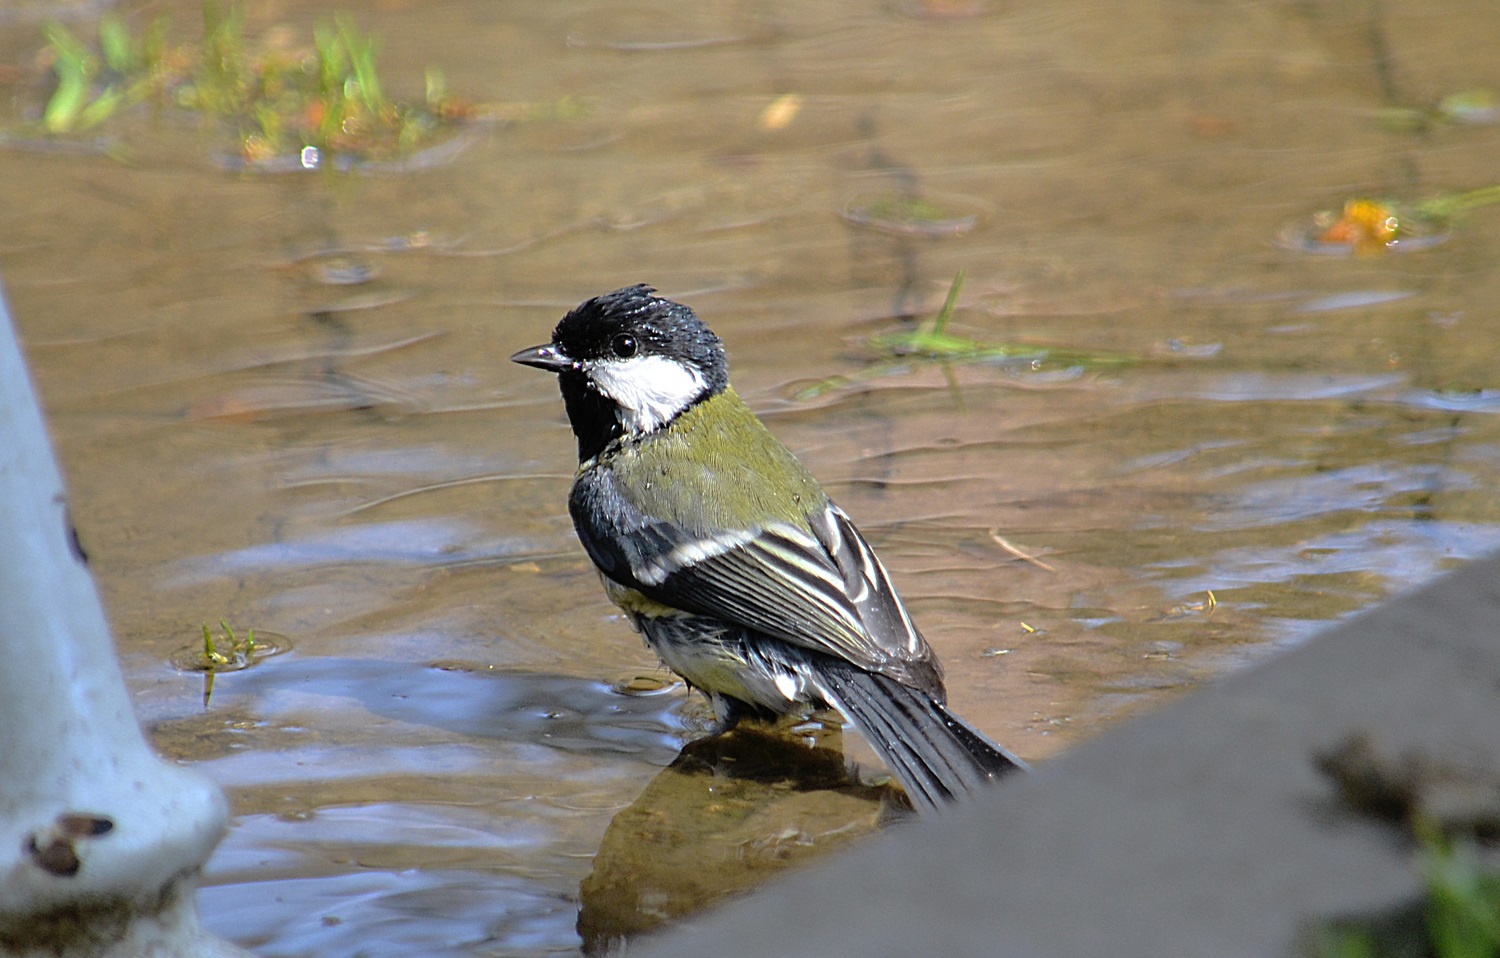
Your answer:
(2, 0), (1499, 953)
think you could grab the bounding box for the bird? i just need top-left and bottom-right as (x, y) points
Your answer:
(511, 284), (1025, 813)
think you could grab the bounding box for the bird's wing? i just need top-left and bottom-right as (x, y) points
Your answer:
(572, 469), (936, 685)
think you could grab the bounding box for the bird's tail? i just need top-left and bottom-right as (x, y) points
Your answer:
(813, 660), (1026, 814)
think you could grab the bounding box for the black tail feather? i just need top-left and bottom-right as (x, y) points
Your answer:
(813, 660), (1026, 814)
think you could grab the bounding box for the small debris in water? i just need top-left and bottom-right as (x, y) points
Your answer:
(1277, 186), (1500, 256)
(312, 255), (379, 287)
(757, 93), (803, 131)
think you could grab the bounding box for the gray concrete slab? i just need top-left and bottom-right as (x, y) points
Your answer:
(641, 552), (1500, 958)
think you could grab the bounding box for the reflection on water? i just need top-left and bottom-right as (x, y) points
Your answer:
(578, 727), (893, 955)
(3, 0), (1500, 953)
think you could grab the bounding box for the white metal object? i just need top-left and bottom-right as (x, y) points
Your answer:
(0, 279), (250, 957)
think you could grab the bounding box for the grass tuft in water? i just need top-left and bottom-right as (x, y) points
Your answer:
(199, 619), (255, 669)
(195, 619), (253, 707)
(794, 270), (1135, 400)
(1379, 88), (1499, 133)
(27, 3), (479, 169)
(840, 192), (979, 237)
(168, 619), (285, 707)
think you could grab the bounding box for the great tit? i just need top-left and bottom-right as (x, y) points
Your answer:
(511, 284), (1025, 813)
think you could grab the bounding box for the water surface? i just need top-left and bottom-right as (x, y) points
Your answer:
(2, 0), (1499, 953)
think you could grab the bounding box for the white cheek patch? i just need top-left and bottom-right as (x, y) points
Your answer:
(588, 355), (706, 434)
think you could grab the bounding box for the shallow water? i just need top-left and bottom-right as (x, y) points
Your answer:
(3, 0), (1500, 953)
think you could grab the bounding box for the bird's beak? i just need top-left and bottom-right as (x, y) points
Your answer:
(510, 343), (574, 373)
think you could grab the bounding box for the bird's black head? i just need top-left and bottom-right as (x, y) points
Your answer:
(510, 285), (730, 461)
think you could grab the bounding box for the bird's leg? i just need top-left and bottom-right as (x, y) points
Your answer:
(702, 691), (749, 736)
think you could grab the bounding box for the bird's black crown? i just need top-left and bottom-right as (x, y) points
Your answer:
(550, 284), (729, 390)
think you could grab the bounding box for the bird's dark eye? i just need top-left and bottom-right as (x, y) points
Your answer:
(610, 334), (638, 358)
